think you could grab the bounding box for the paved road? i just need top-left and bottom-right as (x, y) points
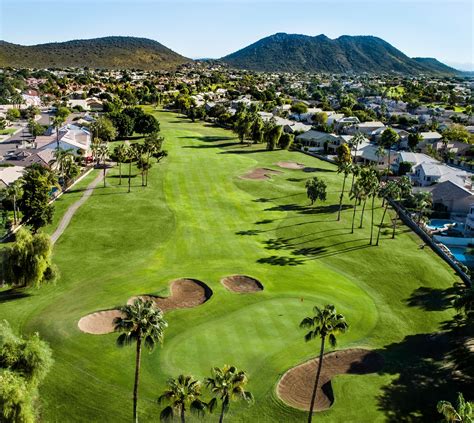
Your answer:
(50, 171), (104, 244)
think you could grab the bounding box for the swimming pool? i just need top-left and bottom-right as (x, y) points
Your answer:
(427, 219), (463, 231)
(446, 246), (474, 268)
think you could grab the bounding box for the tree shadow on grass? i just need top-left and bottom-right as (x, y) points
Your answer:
(182, 142), (238, 149)
(178, 135), (235, 142)
(287, 177), (306, 182)
(256, 255), (305, 266)
(303, 167), (336, 173)
(376, 331), (473, 422)
(235, 229), (263, 236)
(220, 149), (268, 155)
(0, 289), (30, 303)
(406, 283), (465, 312)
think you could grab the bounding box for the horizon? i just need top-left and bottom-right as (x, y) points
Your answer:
(0, 0), (473, 71)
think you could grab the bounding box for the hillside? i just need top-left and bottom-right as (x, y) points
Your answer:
(413, 57), (459, 74)
(0, 36), (190, 70)
(222, 33), (458, 74)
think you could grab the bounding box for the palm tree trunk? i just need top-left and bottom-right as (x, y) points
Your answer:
(12, 195), (17, 225)
(351, 197), (358, 234)
(369, 195), (375, 244)
(392, 208), (398, 239)
(119, 163), (122, 185)
(145, 152), (151, 187)
(386, 150), (391, 180)
(133, 337), (142, 423)
(307, 336), (326, 423)
(359, 198), (367, 228)
(219, 401), (226, 423)
(376, 202), (389, 246)
(128, 161), (132, 193)
(180, 404), (185, 423)
(337, 175), (347, 221)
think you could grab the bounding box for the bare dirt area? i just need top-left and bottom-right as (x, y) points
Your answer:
(78, 279), (212, 335)
(240, 168), (282, 180)
(221, 275), (264, 293)
(277, 348), (384, 411)
(276, 161), (306, 170)
(77, 310), (124, 335)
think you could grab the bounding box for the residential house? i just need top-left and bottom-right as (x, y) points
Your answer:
(0, 166), (24, 188)
(429, 180), (474, 215)
(392, 152), (438, 174)
(411, 162), (471, 187)
(296, 130), (340, 152)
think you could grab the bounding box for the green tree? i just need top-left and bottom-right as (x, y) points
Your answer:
(18, 164), (57, 232)
(380, 128), (399, 179)
(114, 299), (168, 423)
(111, 112), (135, 138)
(300, 305), (348, 423)
(6, 109), (20, 122)
(96, 144), (109, 188)
(278, 132), (294, 150)
(453, 286), (474, 322)
(437, 392), (473, 423)
(350, 179), (363, 234)
(265, 124), (282, 151)
(113, 144), (128, 185)
(413, 191), (432, 224)
(306, 177), (327, 206)
(291, 102), (308, 117)
(392, 176), (412, 239)
(158, 375), (206, 423)
(5, 180), (22, 226)
(90, 116), (117, 142)
(143, 132), (165, 186)
(408, 132), (423, 151)
(442, 124), (473, 144)
(135, 114), (160, 135)
(0, 321), (53, 423)
(27, 119), (45, 138)
(2, 228), (56, 288)
(312, 112), (328, 126)
(205, 365), (253, 423)
(50, 148), (76, 187)
(336, 162), (352, 221)
(52, 115), (66, 149)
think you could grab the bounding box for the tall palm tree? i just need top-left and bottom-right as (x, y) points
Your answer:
(437, 392), (473, 422)
(52, 115), (66, 149)
(5, 180), (23, 226)
(337, 162), (352, 221)
(392, 176), (412, 239)
(364, 168), (380, 245)
(50, 148), (75, 187)
(114, 143), (128, 185)
(158, 375), (206, 423)
(413, 191), (432, 224)
(114, 299), (168, 423)
(300, 305), (348, 423)
(375, 180), (400, 246)
(96, 143), (109, 188)
(350, 180), (362, 234)
(143, 133), (164, 186)
(205, 365), (253, 423)
(127, 143), (140, 193)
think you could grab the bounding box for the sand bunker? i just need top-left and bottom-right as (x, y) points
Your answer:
(277, 349), (383, 411)
(127, 278), (212, 311)
(221, 275), (263, 293)
(78, 310), (124, 335)
(276, 161), (306, 170)
(78, 279), (212, 335)
(241, 168), (282, 180)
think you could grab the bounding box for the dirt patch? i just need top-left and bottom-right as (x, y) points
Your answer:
(78, 279), (212, 335)
(78, 310), (124, 335)
(221, 275), (264, 293)
(277, 348), (383, 411)
(127, 278), (212, 311)
(240, 168), (282, 180)
(276, 161), (306, 170)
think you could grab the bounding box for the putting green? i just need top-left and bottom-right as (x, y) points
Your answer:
(0, 110), (458, 422)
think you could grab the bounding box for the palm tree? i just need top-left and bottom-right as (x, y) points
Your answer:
(96, 144), (109, 188)
(413, 191), (432, 224)
(143, 133), (164, 186)
(5, 180), (23, 226)
(114, 144), (128, 185)
(300, 305), (348, 423)
(357, 167), (372, 229)
(375, 180), (400, 246)
(337, 162), (352, 221)
(350, 180), (362, 234)
(158, 375), (206, 423)
(453, 286), (474, 320)
(50, 148), (75, 187)
(437, 392), (473, 422)
(114, 299), (168, 423)
(52, 115), (66, 149)
(205, 365), (253, 423)
(126, 143), (140, 193)
(363, 168), (380, 245)
(392, 176), (412, 239)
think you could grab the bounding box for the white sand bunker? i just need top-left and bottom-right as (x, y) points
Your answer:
(78, 310), (124, 335)
(221, 275), (264, 293)
(78, 279), (212, 335)
(276, 161), (306, 170)
(240, 168), (282, 180)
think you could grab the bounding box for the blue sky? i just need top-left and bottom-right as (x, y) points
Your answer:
(1, 0), (473, 69)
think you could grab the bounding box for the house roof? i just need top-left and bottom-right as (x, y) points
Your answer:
(0, 166), (24, 186)
(431, 180), (473, 201)
(420, 131), (442, 140)
(398, 152), (438, 166)
(296, 130), (339, 143)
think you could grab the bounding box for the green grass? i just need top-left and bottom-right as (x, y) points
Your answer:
(0, 128), (17, 136)
(0, 110), (461, 422)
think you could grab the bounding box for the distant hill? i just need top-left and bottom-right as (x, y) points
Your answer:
(0, 36), (190, 70)
(222, 33), (458, 75)
(412, 57), (459, 74)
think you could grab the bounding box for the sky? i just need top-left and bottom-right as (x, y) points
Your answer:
(1, 0), (473, 70)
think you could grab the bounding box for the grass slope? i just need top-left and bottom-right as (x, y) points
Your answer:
(0, 110), (460, 422)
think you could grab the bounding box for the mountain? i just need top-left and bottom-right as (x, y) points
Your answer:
(413, 57), (459, 74)
(222, 33), (458, 74)
(0, 36), (190, 70)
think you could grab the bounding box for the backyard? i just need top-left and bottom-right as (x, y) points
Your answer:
(0, 110), (464, 422)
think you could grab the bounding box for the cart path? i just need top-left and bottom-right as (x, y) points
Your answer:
(51, 171), (104, 244)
